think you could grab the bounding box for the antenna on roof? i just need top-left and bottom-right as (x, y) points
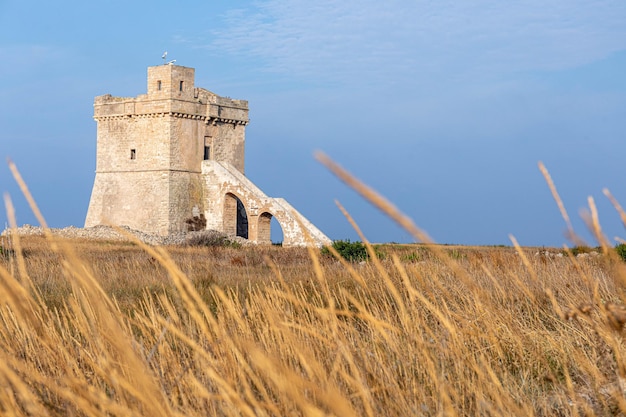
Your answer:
(167, 60), (176, 65)
(161, 51), (167, 65)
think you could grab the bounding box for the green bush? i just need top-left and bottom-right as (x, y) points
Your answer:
(322, 239), (369, 262)
(615, 244), (626, 262)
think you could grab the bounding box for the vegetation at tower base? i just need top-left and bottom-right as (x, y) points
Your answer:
(184, 229), (241, 248)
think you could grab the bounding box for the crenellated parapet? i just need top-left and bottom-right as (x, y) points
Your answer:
(93, 89), (249, 127)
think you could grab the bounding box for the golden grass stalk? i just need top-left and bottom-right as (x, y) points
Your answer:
(538, 161), (577, 243)
(604, 188), (626, 231)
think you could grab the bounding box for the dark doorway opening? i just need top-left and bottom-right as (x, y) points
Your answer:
(236, 198), (248, 239)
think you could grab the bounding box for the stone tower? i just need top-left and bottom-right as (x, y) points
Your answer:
(85, 64), (330, 246)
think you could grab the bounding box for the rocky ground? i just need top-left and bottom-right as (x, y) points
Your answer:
(0, 225), (250, 246)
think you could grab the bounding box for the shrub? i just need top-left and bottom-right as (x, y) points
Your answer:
(185, 214), (207, 232)
(322, 239), (369, 262)
(615, 244), (626, 262)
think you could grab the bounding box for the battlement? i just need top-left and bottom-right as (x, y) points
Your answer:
(94, 94), (133, 104)
(93, 65), (249, 125)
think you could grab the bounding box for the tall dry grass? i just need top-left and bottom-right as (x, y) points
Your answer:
(1, 158), (626, 415)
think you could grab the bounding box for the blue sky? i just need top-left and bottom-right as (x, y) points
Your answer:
(1, 0), (625, 247)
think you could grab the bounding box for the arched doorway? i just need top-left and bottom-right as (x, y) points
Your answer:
(223, 193), (248, 239)
(257, 212), (272, 244)
(271, 216), (284, 245)
(257, 212), (285, 245)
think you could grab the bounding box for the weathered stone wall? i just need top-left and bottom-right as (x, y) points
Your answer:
(85, 171), (171, 234)
(167, 171), (204, 234)
(208, 122), (245, 173)
(93, 114), (172, 172)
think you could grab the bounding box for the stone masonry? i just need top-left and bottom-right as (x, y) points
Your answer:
(85, 64), (330, 246)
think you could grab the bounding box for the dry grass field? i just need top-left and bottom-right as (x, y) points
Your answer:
(3, 158), (626, 416)
(1, 234), (626, 416)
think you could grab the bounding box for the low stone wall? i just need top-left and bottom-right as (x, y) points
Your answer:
(1, 225), (250, 246)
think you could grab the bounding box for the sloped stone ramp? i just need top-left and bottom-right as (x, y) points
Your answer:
(201, 160), (331, 247)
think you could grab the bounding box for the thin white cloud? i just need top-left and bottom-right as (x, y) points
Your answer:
(207, 0), (626, 87)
